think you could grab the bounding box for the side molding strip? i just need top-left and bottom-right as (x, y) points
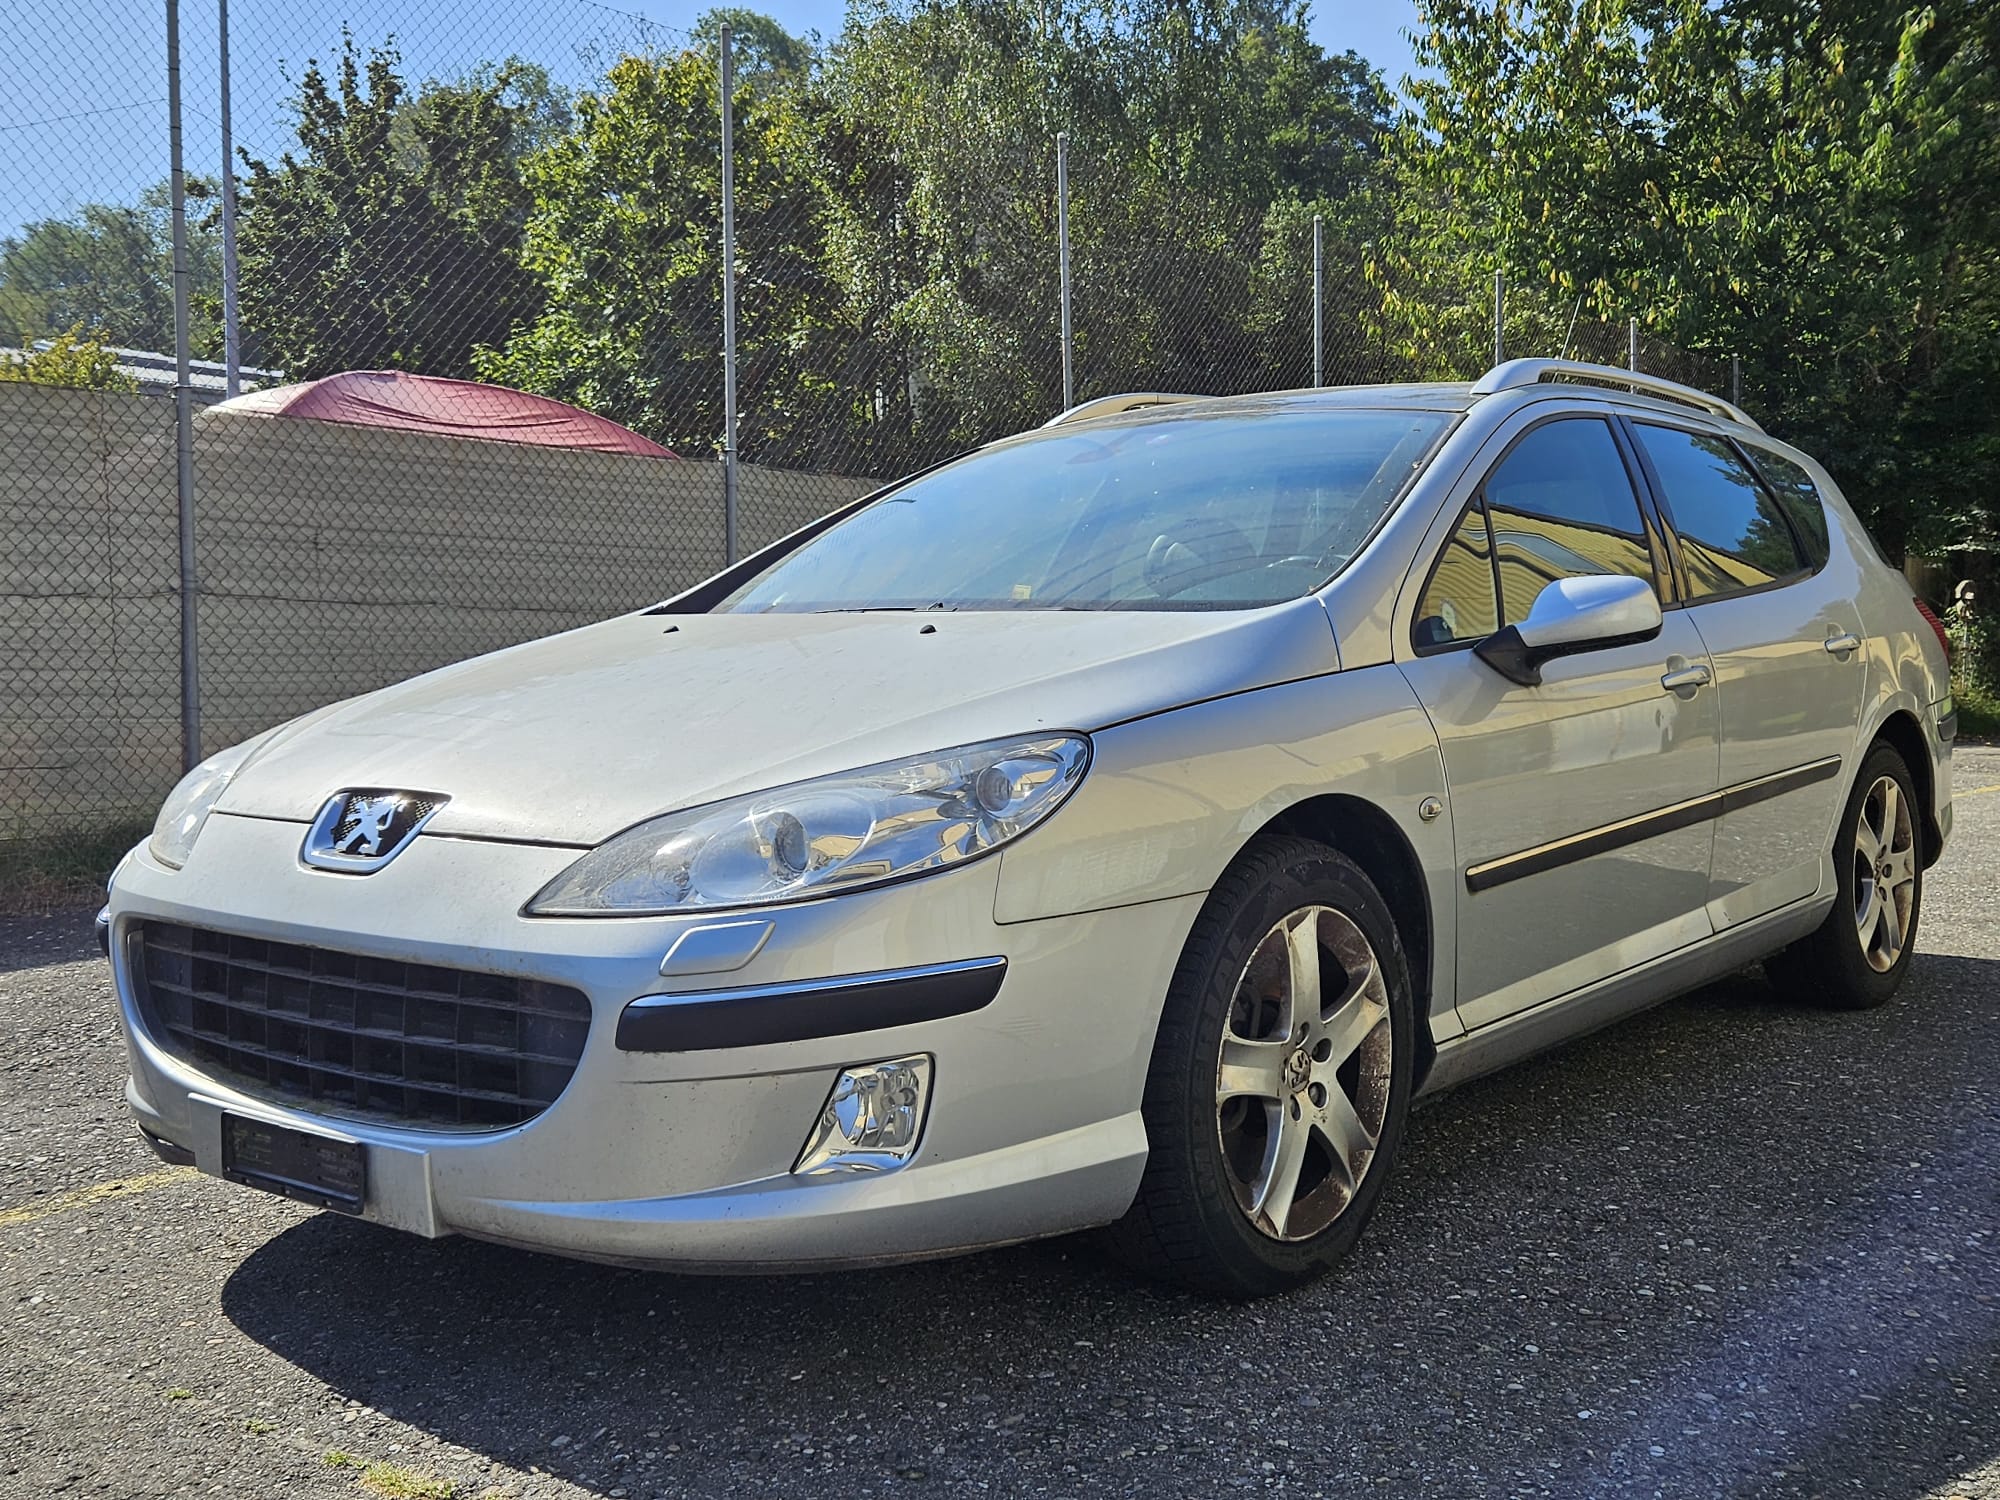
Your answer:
(1716, 756), (1844, 815)
(1464, 756), (1842, 893)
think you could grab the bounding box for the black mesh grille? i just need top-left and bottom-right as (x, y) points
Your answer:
(131, 922), (591, 1129)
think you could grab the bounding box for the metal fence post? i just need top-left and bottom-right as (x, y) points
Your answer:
(719, 21), (738, 565)
(219, 0), (240, 399)
(1628, 317), (1639, 372)
(1493, 270), (1504, 367)
(1731, 354), (1742, 408)
(1311, 214), (1323, 388)
(1056, 132), (1073, 411)
(166, 0), (202, 771)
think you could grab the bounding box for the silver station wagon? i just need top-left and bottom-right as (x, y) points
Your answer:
(105, 359), (1954, 1297)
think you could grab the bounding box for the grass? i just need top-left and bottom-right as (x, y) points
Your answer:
(163, 1388), (194, 1402)
(324, 1451), (361, 1469)
(357, 1462), (458, 1500)
(1954, 682), (2000, 740)
(243, 1416), (277, 1434)
(0, 819), (148, 916)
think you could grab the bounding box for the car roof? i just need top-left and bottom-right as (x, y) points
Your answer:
(1053, 385), (1481, 424)
(1039, 360), (1763, 439)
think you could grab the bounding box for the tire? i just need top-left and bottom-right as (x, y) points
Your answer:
(1764, 742), (1924, 1011)
(1106, 835), (1415, 1299)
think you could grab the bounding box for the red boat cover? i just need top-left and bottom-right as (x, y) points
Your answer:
(208, 370), (676, 458)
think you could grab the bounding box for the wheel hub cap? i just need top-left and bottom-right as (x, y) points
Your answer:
(1214, 905), (1394, 1243)
(1852, 773), (1917, 974)
(1281, 1047), (1312, 1093)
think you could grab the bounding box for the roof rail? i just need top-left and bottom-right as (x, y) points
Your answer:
(1471, 358), (1762, 433)
(1043, 391), (1210, 427)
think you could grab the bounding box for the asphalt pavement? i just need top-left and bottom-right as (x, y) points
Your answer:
(3, 748), (1996, 1500)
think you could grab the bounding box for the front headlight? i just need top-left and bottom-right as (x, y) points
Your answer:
(148, 739), (262, 869)
(528, 733), (1091, 916)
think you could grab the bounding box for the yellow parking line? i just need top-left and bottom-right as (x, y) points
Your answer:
(0, 1167), (194, 1228)
(1961, 782), (2000, 799)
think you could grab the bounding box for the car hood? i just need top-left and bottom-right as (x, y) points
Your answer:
(218, 601), (1340, 844)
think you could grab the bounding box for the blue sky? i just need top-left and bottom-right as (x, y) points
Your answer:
(1, 0), (1419, 241)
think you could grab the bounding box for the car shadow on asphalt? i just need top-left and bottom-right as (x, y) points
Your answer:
(218, 953), (2000, 1498)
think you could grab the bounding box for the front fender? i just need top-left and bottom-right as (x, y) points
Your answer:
(993, 663), (1456, 1031)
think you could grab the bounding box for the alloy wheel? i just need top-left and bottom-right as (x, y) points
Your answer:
(1215, 905), (1393, 1242)
(1852, 773), (1918, 974)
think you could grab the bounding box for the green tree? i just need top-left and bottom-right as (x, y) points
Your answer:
(481, 0), (1389, 474)
(477, 44), (845, 464)
(237, 36), (548, 379)
(0, 181), (221, 356)
(1378, 0), (2000, 563)
(0, 325), (140, 392)
(695, 6), (820, 89)
(815, 0), (1393, 464)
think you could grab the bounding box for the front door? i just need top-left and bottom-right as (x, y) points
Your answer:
(1398, 414), (1721, 1029)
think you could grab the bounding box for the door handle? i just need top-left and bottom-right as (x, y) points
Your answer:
(1823, 632), (1862, 655)
(1660, 663), (1712, 692)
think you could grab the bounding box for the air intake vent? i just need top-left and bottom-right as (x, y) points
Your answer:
(131, 923), (590, 1130)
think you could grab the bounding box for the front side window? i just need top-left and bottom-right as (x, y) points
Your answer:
(1633, 424), (1806, 598)
(717, 409), (1453, 613)
(1483, 418), (1658, 625)
(1745, 446), (1831, 568)
(1413, 499), (1499, 650)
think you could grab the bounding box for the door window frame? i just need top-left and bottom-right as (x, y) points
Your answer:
(1408, 410), (1678, 657)
(1739, 441), (1834, 571)
(1618, 417), (1824, 604)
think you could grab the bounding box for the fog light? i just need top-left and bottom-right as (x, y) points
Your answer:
(793, 1054), (933, 1175)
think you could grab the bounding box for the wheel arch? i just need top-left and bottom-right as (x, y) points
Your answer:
(1868, 708), (1943, 867)
(1256, 794), (1439, 1091)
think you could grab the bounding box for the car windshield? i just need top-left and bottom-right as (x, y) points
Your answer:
(716, 407), (1454, 613)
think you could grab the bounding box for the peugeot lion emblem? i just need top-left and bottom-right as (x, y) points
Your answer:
(302, 789), (450, 872)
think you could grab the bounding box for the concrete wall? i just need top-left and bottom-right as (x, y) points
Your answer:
(0, 382), (873, 841)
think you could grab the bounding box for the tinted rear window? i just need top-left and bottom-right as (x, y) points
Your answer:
(1632, 424), (1806, 599)
(1745, 447), (1831, 568)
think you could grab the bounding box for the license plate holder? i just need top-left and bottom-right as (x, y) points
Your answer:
(220, 1113), (366, 1215)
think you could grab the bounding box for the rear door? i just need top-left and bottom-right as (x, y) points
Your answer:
(1624, 423), (1866, 928)
(1398, 413), (1721, 1030)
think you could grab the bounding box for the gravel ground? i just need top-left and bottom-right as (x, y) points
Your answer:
(3, 748), (1996, 1500)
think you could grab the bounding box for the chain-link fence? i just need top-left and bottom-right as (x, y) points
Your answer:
(1, 0), (1739, 905)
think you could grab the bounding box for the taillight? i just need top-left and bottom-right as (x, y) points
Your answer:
(1914, 597), (1952, 660)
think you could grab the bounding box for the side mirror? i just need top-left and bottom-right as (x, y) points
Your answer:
(1474, 574), (1663, 687)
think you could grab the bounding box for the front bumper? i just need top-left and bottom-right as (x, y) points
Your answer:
(1932, 692), (1955, 858)
(109, 813), (1200, 1268)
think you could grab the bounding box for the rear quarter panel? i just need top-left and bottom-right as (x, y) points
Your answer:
(1794, 452), (1951, 853)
